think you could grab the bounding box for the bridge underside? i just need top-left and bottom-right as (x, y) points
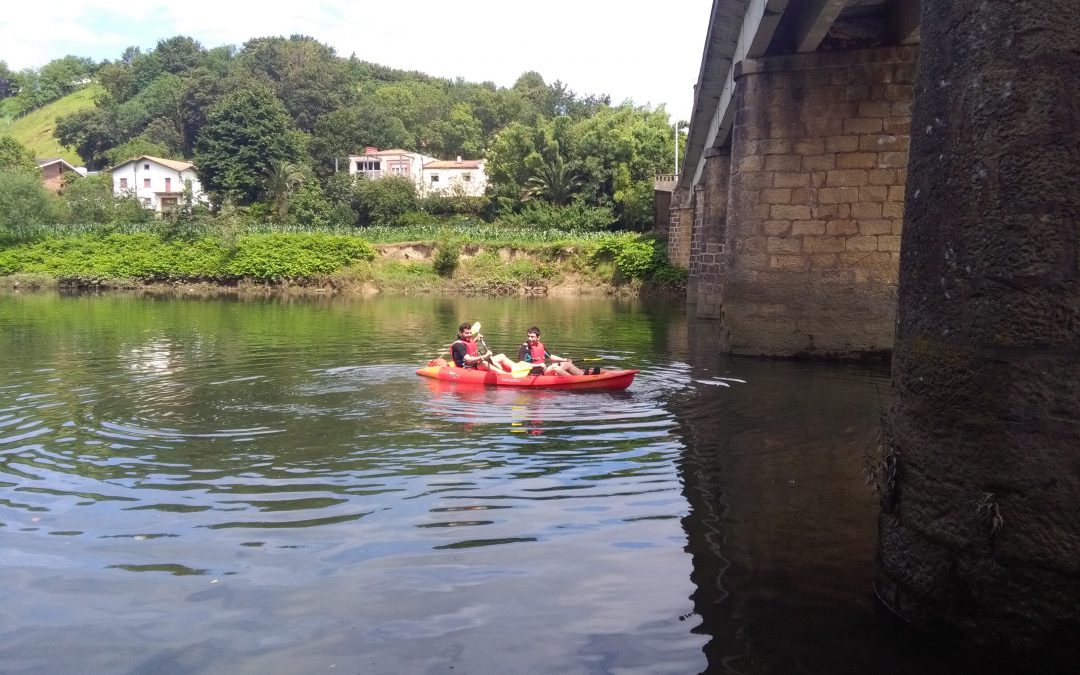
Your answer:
(673, 45), (915, 357)
(671, 0), (919, 358)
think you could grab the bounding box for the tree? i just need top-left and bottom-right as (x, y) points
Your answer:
(237, 36), (351, 132)
(194, 85), (304, 205)
(263, 160), (306, 222)
(307, 103), (410, 177)
(154, 36), (205, 75)
(61, 173), (114, 223)
(0, 136), (39, 175)
(0, 172), (61, 241)
(423, 103), (483, 159)
(524, 153), (581, 206)
(55, 108), (121, 170)
(353, 175), (417, 225)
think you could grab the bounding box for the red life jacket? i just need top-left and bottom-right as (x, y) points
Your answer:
(453, 338), (480, 368)
(454, 338), (479, 356)
(523, 341), (547, 363)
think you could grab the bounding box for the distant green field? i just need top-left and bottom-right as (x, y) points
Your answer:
(0, 83), (103, 165)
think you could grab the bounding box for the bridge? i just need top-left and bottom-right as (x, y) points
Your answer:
(662, 0), (919, 358)
(668, 0), (1078, 665)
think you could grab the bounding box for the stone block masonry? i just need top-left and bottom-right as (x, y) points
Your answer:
(708, 47), (916, 357)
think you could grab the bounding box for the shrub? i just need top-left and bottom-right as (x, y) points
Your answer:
(498, 200), (614, 231)
(432, 232), (461, 277)
(354, 175), (417, 226)
(590, 234), (686, 285)
(225, 233), (376, 280)
(0, 171), (63, 243)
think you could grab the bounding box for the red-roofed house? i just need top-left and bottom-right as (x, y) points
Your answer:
(423, 157), (487, 197)
(107, 155), (207, 215)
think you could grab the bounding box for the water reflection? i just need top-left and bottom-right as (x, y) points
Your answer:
(0, 293), (996, 673)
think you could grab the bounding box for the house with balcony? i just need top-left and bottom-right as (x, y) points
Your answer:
(347, 147), (487, 197)
(347, 147), (436, 186)
(107, 155), (207, 215)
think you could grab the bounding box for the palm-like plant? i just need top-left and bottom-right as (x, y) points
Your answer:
(523, 154), (582, 206)
(264, 160), (306, 222)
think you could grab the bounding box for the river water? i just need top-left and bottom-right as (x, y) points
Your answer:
(0, 293), (985, 674)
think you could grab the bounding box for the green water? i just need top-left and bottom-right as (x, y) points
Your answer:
(0, 292), (989, 673)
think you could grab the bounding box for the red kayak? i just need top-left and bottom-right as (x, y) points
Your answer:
(415, 365), (638, 390)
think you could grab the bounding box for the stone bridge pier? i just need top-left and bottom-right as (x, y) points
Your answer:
(673, 0), (1079, 663)
(876, 0), (1080, 664)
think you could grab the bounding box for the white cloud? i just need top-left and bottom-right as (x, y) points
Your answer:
(1, 0), (709, 122)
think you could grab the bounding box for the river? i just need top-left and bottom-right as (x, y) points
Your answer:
(0, 292), (986, 673)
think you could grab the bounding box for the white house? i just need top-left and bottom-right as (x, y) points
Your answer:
(347, 147), (436, 186)
(108, 155), (207, 214)
(346, 147), (487, 197)
(422, 157), (487, 197)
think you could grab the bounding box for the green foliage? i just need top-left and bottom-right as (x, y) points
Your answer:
(225, 233), (376, 279)
(0, 136), (38, 174)
(101, 137), (170, 168)
(0, 171), (62, 242)
(524, 153), (582, 206)
(0, 233), (226, 278)
(418, 191), (490, 217)
(194, 85), (303, 205)
(353, 175), (417, 226)
(457, 250), (560, 293)
(591, 234), (684, 283)
(60, 173), (115, 223)
(432, 232), (461, 277)
(498, 200), (614, 231)
(0, 232), (375, 282)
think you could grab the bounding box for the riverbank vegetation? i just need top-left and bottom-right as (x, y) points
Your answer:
(1, 36), (688, 297)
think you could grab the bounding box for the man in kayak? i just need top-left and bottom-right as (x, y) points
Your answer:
(452, 322), (517, 372)
(517, 326), (594, 376)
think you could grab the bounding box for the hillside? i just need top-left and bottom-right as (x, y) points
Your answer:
(0, 83), (102, 165)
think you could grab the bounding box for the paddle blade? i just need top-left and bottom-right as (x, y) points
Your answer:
(471, 322), (481, 337)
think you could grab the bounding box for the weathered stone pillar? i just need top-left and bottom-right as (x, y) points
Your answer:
(692, 151), (730, 318)
(877, 0), (1080, 664)
(668, 186), (695, 273)
(720, 47), (915, 357)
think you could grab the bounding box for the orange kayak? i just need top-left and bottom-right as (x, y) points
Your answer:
(415, 365), (638, 390)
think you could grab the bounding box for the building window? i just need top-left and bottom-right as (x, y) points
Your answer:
(120, 178), (128, 189)
(165, 177), (171, 192)
(430, 174), (439, 183)
(462, 173), (471, 182)
(144, 178), (151, 188)
(144, 164), (150, 170)
(143, 198), (151, 206)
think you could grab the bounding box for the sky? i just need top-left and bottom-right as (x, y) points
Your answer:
(0, 0), (710, 123)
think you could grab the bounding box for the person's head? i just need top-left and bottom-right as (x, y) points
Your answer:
(458, 322), (474, 339)
(526, 326), (540, 342)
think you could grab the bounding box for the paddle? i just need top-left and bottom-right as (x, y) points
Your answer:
(471, 322), (515, 372)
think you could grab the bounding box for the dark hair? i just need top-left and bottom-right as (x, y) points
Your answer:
(527, 326), (540, 336)
(459, 322), (473, 333)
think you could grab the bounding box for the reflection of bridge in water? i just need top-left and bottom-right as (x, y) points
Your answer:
(665, 0), (1079, 666)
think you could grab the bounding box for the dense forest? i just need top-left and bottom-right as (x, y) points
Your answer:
(1, 35), (684, 232)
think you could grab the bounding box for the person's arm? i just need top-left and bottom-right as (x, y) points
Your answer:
(517, 344), (528, 362)
(548, 350), (569, 364)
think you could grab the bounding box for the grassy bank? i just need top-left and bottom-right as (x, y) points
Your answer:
(0, 226), (687, 297)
